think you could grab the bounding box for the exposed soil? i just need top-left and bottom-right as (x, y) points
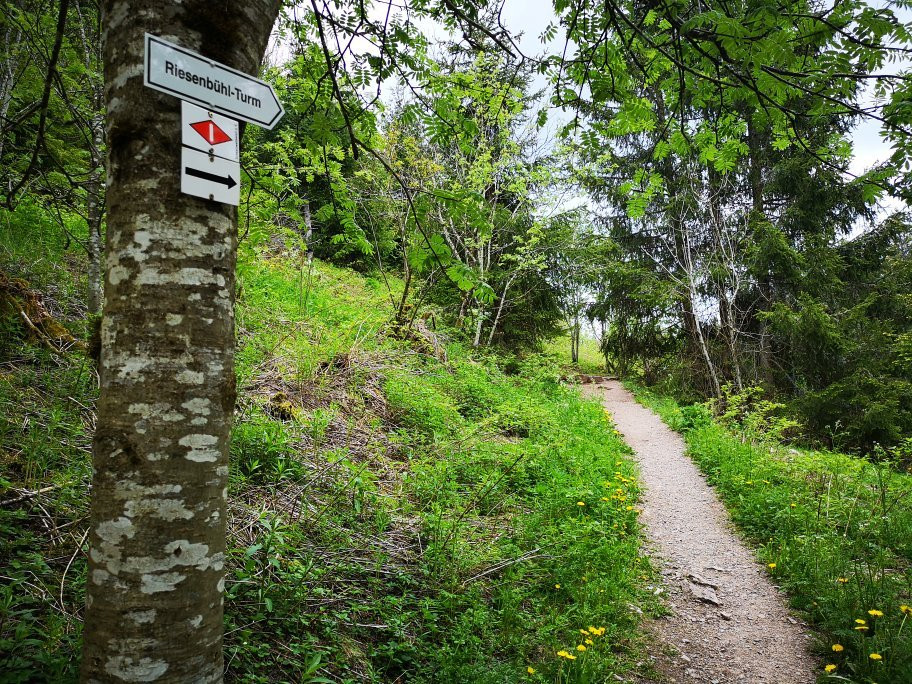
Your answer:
(581, 381), (817, 684)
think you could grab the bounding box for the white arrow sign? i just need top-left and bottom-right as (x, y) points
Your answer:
(144, 34), (284, 129)
(181, 147), (240, 206)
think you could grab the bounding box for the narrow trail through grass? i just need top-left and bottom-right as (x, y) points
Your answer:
(583, 381), (816, 684)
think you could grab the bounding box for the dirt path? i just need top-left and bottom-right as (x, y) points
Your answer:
(581, 381), (817, 684)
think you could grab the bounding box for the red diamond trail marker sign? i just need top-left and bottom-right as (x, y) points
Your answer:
(191, 120), (232, 146)
(181, 102), (239, 162)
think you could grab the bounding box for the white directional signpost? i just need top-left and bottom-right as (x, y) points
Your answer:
(143, 34), (284, 206)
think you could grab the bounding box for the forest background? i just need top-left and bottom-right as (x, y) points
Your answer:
(2, 0), (912, 681)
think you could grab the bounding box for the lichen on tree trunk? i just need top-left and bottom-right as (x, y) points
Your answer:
(80, 2), (280, 682)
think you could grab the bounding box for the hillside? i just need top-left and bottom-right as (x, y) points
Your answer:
(1, 212), (658, 682)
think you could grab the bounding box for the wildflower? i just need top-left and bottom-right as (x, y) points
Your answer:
(768, 563), (776, 570)
(626, 505), (635, 511)
(747, 480), (753, 485)
(577, 501), (586, 507)
(832, 644), (843, 652)
(855, 619), (867, 625)
(855, 625), (869, 631)
(556, 650), (576, 660)
(869, 653), (882, 661)
(868, 609), (883, 617)
(576, 644), (586, 652)
(527, 666), (535, 675)
(836, 577), (848, 584)
(601, 497), (610, 502)
(579, 629), (589, 636)
(790, 503), (796, 508)
(901, 605), (911, 614)
(824, 664), (837, 673)
(555, 584), (561, 589)
(585, 638), (594, 645)
(587, 626), (606, 636)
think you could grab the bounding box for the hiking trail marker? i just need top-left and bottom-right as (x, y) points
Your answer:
(144, 34), (284, 128)
(182, 102), (239, 161)
(144, 34), (284, 205)
(181, 146), (240, 206)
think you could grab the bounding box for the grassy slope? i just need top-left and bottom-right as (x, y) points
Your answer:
(0, 209), (658, 683)
(632, 385), (912, 684)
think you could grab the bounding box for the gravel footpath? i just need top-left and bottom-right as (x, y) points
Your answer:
(582, 380), (817, 684)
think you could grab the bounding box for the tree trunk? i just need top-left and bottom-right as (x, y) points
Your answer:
(81, 2), (280, 682)
(486, 274), (516, 346)
(570, 312), (580, 364)
(747, 114), (772, 382)
(86, 112), (105, 314)
(707, 168), (743, 390)
(472, 306), (484, 347)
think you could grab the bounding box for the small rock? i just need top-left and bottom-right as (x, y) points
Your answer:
(719, 611), (732, 621)
(688, 581), (721, 606)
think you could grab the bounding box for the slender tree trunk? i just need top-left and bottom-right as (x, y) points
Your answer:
(472, 306), (484, 347)
(81, 2), (280, 682)
(86, 111), (105, 314)
(486, 274), (516, 346)
(0, 25), (20, 168)
(747, 114), (772, 382)
(570, 311), (580, 363)
(707, 168), (743, 390)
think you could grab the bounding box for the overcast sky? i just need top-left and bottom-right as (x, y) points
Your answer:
(492, 1), (907, 218)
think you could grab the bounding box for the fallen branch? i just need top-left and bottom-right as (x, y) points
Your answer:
(0, 484), (59, 507)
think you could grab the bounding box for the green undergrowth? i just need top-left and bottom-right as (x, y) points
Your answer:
(632, 384), (912, 684)
(0, 211), (658, 682)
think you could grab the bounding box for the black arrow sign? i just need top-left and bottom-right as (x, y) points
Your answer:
(184, 166), (237, 189)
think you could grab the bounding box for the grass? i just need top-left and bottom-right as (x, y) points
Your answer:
(0, 206), (659, 683)
(542, 334), (607, 376)
(632, 384), (912, 684)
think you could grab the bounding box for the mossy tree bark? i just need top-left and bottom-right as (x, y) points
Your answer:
(80, 2), (280, 682)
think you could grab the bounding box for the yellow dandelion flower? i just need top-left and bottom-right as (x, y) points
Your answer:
(824, 664), (837, 673)
(855, 619), (867, 625)
(869, 653), (882, 661)
(585, 638), (594, 645)
(555, 584), (561, 589)
(556, 650), (576, 660)
(577, 501), (586, 507)
(626, 505), (635, 511)
(790, 503), (797, 508)
(768, 563), (776, 570)
(868, 609), (883, 617)
(832, 644), (844, 652)
(855, 625), (869, 631)
(579, 629), (589, 636)
(527, 666), (535, 675)
(901, 605), (910, 614)
(837, 577), (848, 584)
(601, 497), (610, 501)
(576, 645), (586, 652)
